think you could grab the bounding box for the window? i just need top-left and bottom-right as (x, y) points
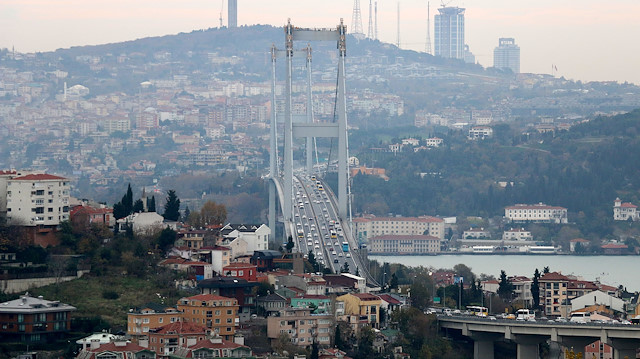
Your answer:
(158, 318), (163, 323)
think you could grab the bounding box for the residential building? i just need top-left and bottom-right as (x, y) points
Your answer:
(509, 276), (533, 307)
(257, 293), (288, 316)
(336, 293), (381, 329)
(493, 38), (520, 73)
(324, 273), (367, 294)
(290, 295), (332, 314)
(127, 303), (181, 338)
(539, 272), (569, 317)
(175, 229), (207, 250)
(505, 203), (568, 224)
(585, 340), (613, 359)
(177, 294), (239, 340)
(266, 307), (333, 347)
(613, 198), (638, 221)
(3, 173), (70, 228)
(199, 246), (232, 275)
(601, 243), (629, 255)
(220, 223), (270, 256)
(467, 126), (493, 140)
(434, 7), (465, 59)
(349, 166), (389, 181)
(0, 293), (76, 343)
(70, 204), (114, 228)
(425, 137), (443, 147)
(462, 228), (491, 239)
(117, 212), (165, 235)
(197, 277), (258, 323)
(222, 263), (258, 282)
(76, 340), (156, 359)
(147, 322), (209, 357)
(171, 336), (254, 358)
(158, 257), (214, 281)
(571, 290), (624, 314)
(368, 235), (440, 254)
(353, 216), (444, 245)
(502, 228), (532, 241)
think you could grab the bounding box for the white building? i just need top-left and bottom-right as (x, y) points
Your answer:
(353, 215), (445, 243)
(369, 235), (440, 254)
(4, 173), (70, 226)
(425, 138), (444, 147)
(502, 228), (533, 241)
(493, 38), (520, 73)
(571, 290), (625, 314)
(613, 198), (638, 221)
(468, 126), (493, 140)
(221, 223), (270, 256)
(505, 203), (568, 224)
(462, 228), (491, 239)
(117, 212), (165, 235)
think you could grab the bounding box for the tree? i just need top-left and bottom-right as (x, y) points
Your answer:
(156, 227), (177, 254)
(389, 273), (399, 289)
(183, 205), (190, 221)
(543, 266), (550, 274)
(497, 270), (513, 300)
(340, 262), (350, 273)
(133, 199), (144, 213)
(285, 236), (294, 253)
(148, 195), (156, 212)
(531, 269), (541, 309)
(190, 200), (227, 227)
(163, 190), (181, 221)
(310, 341), (319, 359)
(355, 326), (375, 359)
(334, 322), (343, 349)
(124, 183), (133, 215)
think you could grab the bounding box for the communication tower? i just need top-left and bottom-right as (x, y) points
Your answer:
(351, 0), (364, 35)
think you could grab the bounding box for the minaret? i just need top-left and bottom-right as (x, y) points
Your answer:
(142, 187), (148, 212)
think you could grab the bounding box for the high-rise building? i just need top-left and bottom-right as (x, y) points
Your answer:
(228, 0), (237, 28)
(434, 7), (465, 59)
(493, 38), (520, 73)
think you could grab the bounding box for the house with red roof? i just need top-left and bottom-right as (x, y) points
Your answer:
(76, 340), (156, 359)
(171, 336), (253, 358)
(601, 243), (629, 255)
(613, 198), (638, 221)
(147, 322), (210, 357)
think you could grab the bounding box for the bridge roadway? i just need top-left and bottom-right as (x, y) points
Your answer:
(439, 315), (640, 359)
(274, 173), (376, 284)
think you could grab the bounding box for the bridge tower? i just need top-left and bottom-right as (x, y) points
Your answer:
(269, 19), (351, 238)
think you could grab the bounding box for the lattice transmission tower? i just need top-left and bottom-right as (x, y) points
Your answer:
(351, 0), (364, 35)
(367, 0), (374, 39)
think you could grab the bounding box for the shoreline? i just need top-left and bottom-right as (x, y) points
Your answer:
(368, 252), (638, 256)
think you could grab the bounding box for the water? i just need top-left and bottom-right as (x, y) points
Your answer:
(369, 254), (640, 292)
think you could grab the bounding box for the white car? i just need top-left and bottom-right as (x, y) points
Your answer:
(346, 253), (351, 257)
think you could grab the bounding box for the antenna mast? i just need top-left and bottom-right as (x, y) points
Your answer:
(219, 0), (224, 27)
(351, 0), (364, 35)
(425, 1), (432, 54)
(374, 2), (378, 40)
(367, 0), (374, 39)
(396, 2), (401, 48)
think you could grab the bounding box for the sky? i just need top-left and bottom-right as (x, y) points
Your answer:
(2, 0), (640, 84)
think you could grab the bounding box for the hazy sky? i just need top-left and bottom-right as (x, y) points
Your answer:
(2, 0), (640, 84)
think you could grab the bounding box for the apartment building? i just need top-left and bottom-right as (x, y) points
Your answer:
(467, 126), (493, 140)
(368, 235), (440, 254)
(266, 307), (333, 347)
(177, 294), (239, 340)
(4, 173), (70, 226)
(147, 322), (209, 357)
(353, 216), (445, 244)
(0, 294), (76, 343)
(127, 304), (181, 338)
(505, 203), (568, 224)
(336, 293), (381, 330)
(502, 228), (533, 241)
(539, 272), (569, 317)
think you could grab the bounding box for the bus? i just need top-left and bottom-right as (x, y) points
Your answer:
(467, 306), (488, 317)
(342, 241), (349, 252)
(516, 309), (535, 321)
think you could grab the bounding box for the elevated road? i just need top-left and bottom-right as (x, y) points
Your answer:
(439, 315), (640, 359)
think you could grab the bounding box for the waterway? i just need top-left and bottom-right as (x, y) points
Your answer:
(369, 254), (640, 292)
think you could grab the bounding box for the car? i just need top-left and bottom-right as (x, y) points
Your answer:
(620, 320), (632, 325)
(314, 245), (320, 249)
(316, 252), (322, 257)
(338, 253), (343, 257)
(505, 314), (516, 320)
(516, 317), (525, 321)
(302, 215), (307, 219)
(453, 309), (461, 315)
(307, 242), (312, 246)
(314, 240), (319, 244)
(305, 201), (309, 204)
(526, 318), (536, 322)
(295, 213), (299, 217)
(488, 316), (497, 321)
(334, 259), (339, 263)
(555, 317), (567, 323)
(346, 253), (351, 257)
(334, 242), (339, 246)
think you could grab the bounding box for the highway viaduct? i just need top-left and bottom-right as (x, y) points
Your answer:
(439, 316), (640, 359)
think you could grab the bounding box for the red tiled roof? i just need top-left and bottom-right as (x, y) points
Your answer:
(151, 321), (209, 334)
(184, 294), (235, 302)
(620, 203), (637, 208)
(539, 272), (569, 281)
(378, 294), (402, 305)
(90, 342), (149, 353)
(570, 238), (590, 243)
(601, 243), (628, 249)
(351, 293), (380, 301)
(11, 173), (66, 181)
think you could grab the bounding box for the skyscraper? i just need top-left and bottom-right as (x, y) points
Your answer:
(493, 38), (520, 73)
(228, 0), (238, 28)
(434, 6), (465, 59)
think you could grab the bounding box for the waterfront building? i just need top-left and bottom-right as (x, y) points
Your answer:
(505, 203), (568, 224)
(613, 198), (638, 221)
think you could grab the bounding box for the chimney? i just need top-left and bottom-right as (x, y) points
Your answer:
(234, 333), (245, 345)
(90, 338), (101, 350)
